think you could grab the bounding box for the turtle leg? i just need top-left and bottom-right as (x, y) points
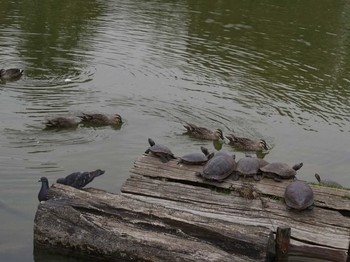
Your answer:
(306, 205), (314, 210)
(159, 155), (169, 163)
(253, 174), (262, 181)
(145, 148), (150, 154)
(232, 173), (240, 181)
(195, 172), (203, 178)
(273, 176), (282, 182)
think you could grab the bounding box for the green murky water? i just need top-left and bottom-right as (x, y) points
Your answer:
(0, 0), (349, 260)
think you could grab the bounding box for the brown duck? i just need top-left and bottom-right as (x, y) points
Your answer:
(226, 134), (268, 151)
(45, 117), (79, 129)
(79, 113), (122, 126)
(184, 123), (223, 140)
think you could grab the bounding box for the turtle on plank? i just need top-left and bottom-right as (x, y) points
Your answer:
(195, 151), (236, 181)
(314, 173), (342, 187)
(259, 162), (303, 182)
(178, 146), (214, 165)
(284, 179), (314, 211)
(232, 155), (269, 181)
(145, 138), (176, 163)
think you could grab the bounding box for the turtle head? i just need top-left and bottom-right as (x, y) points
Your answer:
(314, 173), (321, 183)
(215, 129), (224, 140)
(200, 146), (209, 156)
(258, 139), (269, 150)
(148, 138), (155, 147)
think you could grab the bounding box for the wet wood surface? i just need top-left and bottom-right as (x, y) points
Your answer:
(34, 154), (350, 261)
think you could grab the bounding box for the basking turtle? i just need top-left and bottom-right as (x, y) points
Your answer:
(145, 138), (176, 163)
(184, 123), (224, 141)
(45, 117), (79, 129)
(195, 152), (236, 181)
(259, 162), (303, 182)
(226, 134), (268, 151)
(232, 155), (269, 181)
(284, 180), (314, 211)
(79, 113), (122, 126)
(314, 173), (342, 187)
(0, 68), (24, 81)
(178, 146), (214, 165)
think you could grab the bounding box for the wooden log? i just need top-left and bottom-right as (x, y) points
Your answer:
(34, 183), (272, 261)
(275, 227), (291, 261)
(33, 154), (350, 261)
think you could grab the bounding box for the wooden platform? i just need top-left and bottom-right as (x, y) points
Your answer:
(34, 154), (350, 261)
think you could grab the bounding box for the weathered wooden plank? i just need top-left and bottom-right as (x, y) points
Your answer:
(34, 154), (350, 261)
(34, 184), (271, 261)
(122, 174), (350, 251)
(276, 227), (291, 260)
(132, 154), (350, 212)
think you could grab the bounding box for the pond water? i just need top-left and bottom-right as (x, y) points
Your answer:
(0, 0), (349, 261)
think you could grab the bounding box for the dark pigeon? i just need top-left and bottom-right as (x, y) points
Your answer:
(56, 169), (105, 189)
(38, 177), (49, 202)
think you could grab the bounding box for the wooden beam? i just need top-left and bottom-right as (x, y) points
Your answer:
(275, 227), (291, 261)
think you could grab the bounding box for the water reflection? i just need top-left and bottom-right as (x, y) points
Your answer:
(0, 0), (350, 261)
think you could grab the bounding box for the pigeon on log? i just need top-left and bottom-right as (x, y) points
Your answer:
(38, 177), (50, 202)
(56, 169), (105, 189)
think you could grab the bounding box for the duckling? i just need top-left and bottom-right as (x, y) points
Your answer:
(315, 173), (342, 187)
(79, 113), (122, 126)
(226, 134), (268, 151)
(0, 68), (24, 81)
(45, 117), (79, 129)
(183, 123), (223, 140)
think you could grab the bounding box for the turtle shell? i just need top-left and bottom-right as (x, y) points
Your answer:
(284, 180), (314, 210)
(198, 153), (236, 181)
(259, 162), (301, 179)
(179, 147), (211, 165)
(180, 153), (208, 164)
(236, 157), (261, 176)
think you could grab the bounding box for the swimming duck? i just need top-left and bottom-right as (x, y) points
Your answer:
(183, 123), (224, 140)
(226, 134), (268, 151)
(45, 117), (79, 129)
(0, 68), (24, 81)
(79, 113), (122, 126)
(38, 177), (50, 202)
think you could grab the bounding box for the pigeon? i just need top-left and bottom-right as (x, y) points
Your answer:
(56, 169), (105, 189)
(0, 68), (24, 81)
(38, 177), (50, 202)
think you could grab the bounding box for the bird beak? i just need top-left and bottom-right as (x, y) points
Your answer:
(38, 179), (41, 182)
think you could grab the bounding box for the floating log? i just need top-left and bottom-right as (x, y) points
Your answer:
(34, 154), (350, 261)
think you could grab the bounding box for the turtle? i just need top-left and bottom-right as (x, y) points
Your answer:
(195, 152), (237, 181)
(183, 123), (224, 141)
(0, 68), (24, 81)
(145, 138), (176, 163)
(314, 173), (342, 187)
(226, 134), (268, 151)
(284, 180), (314, 211)
(259, 162), (303, 182)
(232, 155), (269, 181)
(178, 146), (214, 165)
(79, 113), (122, 126)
